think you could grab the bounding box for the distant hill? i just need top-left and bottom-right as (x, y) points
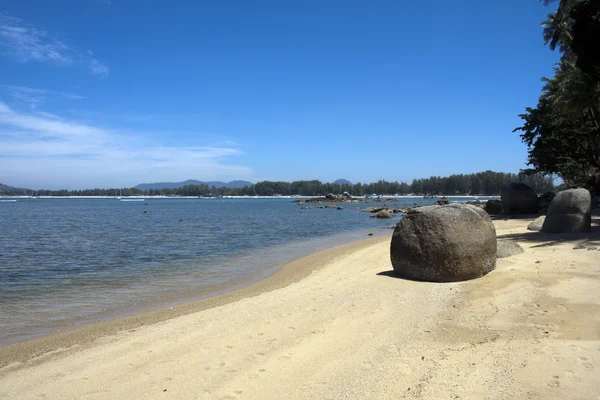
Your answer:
(333, 179), (352, 186)
(135, 179), (253, 190)
(0, 183), (18, 192)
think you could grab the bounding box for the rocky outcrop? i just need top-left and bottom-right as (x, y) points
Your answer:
(542, 188), (592, 233)
(435, 197), (449, 205)
(390, 204), (497, 282)
(500, 183), (539, 214)
(485, 199), (503, 215)
(527, 216), (546, 231)
(496, 240), (524, 258)
(372, 210), (393, 218)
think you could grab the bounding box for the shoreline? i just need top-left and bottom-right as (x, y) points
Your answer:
(0, 234), (391, 370)
(1, 216), (599, 398)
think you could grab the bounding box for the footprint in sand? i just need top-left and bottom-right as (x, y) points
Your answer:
(563, 370), (581, 383)
(547, 375), (560, 388)
(578, 356), (595, 370)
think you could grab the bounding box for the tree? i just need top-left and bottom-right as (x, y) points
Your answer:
(516, 0), (600, 183)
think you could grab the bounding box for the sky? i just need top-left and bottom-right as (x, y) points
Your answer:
(0, 0), (560, 190)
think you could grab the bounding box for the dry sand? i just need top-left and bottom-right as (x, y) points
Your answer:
(1, 216), (599, 399)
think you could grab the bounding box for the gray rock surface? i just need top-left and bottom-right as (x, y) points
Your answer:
(542, 188), (592, 233)
(497, 240), (524, 258)
(372, 210), (392, 219)
(485, 199), (503, 215)
(527, 216), (546, 231)
(501, 183), (539, 214)
(390, 204), (497, 282)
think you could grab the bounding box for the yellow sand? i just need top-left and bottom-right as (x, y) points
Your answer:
(1, 217), (599, 399)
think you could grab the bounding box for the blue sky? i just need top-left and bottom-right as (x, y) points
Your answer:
(0, 0), (559, 189)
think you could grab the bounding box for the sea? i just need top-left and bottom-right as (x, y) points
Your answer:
(0, 196), (496, 345)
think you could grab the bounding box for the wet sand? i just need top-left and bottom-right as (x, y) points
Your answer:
(1, 217), (599, 399)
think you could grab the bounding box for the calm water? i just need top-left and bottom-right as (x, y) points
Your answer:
(0, 197), (493, 345)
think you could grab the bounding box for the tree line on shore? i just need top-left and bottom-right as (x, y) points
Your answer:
(514, 0), (599, 185)
(1, 171), (554, 197)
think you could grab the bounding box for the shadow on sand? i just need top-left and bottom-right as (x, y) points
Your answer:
(497, 213), (600, 248)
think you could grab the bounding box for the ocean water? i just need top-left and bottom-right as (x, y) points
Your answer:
(0, 197), (494, 345)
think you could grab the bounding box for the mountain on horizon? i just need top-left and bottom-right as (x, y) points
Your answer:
(333, 179), (352, 186)
(135, 179), (253, 190)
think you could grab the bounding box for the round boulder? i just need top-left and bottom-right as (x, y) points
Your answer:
(541, 188), (592, 233)
(500, 183), (539, 214)
(485, 199), (503, 215)
(390, 204), (497, 282)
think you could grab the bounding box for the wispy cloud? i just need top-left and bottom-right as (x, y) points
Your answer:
(0, 13), (109, 75)
(0, 102), (252, 189)
(1, 85), (84, 109)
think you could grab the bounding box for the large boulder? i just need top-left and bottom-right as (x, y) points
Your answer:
(485, 199), (503, 215)
(541, 188), (592, 233)
(390, 204), (497, 282)
(527, 216), (546, 231)
(500, 183), (539, 214)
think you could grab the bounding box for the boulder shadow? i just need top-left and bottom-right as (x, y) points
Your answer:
(376, 270), (456, 283)
(497, 214), (600, 248)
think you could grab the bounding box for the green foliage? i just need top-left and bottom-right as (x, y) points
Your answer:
(517, 1), (600, 183)
(1, 171), (555, 197)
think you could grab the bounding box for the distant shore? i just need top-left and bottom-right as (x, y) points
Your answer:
(1, 195), (499, 199)
(1, 216), (599, 399)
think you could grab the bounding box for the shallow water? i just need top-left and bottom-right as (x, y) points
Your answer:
(0, 197), (495, 345)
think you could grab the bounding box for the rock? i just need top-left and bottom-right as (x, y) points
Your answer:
(573, 244), (587, 250)
(342, 191), (351, 198)
(500, 183), (539, 214)
(390, 204), (496, 282)
(337, 206), (343, 210)
(538, 191), (556, 214)
(368, 233), (373, 236)
(542, 188), (592, 233)
(527, 216), (546, 231)
(496, 240), (524, 258)
(484, 199), (503, 215)
(363, 206), (387, 213)
(371, 210), (393, 218)
(435, 197), (449, 205)
(325, 193), (336, 200)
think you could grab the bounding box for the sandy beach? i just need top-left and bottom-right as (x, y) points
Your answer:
(1, 216), (599, 399)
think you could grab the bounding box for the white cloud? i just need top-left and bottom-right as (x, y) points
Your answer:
(0, 103), (252, 189)
(0, 13), (109, 75)
(1, 85), (84, 108)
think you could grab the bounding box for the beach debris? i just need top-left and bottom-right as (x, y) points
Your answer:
(391, 204), (496, 282)
(527, 216), (546, 231)
(496, 240), (524, 258)
(541, 188), (592, 233)
(501, 182), (539, 214)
